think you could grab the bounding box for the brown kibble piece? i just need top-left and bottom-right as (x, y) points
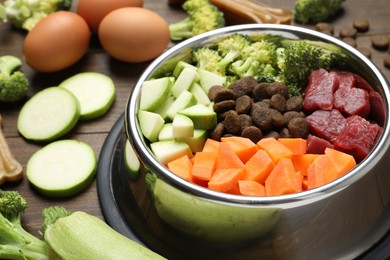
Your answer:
(372, 36), (389, 50)
(284, 111), (305, 124)
(315, 22), (334, 35)
(339, 27), (357, 39)
(384, 54), (390, 69)
(0, 114), (23, 186)
(263, 131), (279, 139)
(269, 109), (286, 128)
(288, 117), (310, 138)
(286, 95), (303, 111)
(238, 114), (252, 130)
(241, 126), (262, 143)
(267, 82), (289, 99)
(278, 127), (291, 138)
(269, 94), (286, 113)
(357, 47), (372, 59)
(251, 105), (272, 130)
(252, 82), (270, 101)
(211, 123), (225, 141)
(342, 37), (357, 48)
(228, 76), (257, 96)
(353, 19), (369, 32)
(213, 100), (236, 113)
(212, 87), (237, 103)
(224, 110), (241, 134)
(208, 85), (224, 102)
(235, 95), (252, 114)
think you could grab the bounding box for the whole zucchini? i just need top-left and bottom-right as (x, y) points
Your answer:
(43, 207), (165, 260)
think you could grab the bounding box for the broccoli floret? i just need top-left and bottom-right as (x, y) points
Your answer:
(293, 0), (345, 24)
(0, 0), (72, 31)
(217, 34), (251, 69)
(0, 189), (49, 260)
(277, 38), (347, 94)
(192, 47), (225, 76)
(229, 40), (279, 79)
(0, 55), (29, 103)
(169, 0), (225, 41)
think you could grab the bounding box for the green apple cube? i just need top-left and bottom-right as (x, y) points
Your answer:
(171, 67), (199, 98)
(172, 114), (194, 138)
(139, 77), (172, 111)
(166, 90), (197, 121)
(138, 110), (165, 142)
(177, 129), (207, 153)
(190, 82), (211, 105)
(173, 61), (198, 78)
(178, 104), (217, 130)
(198, 68), (226, 93)
(158, 123), (174, 141)
(150, 140), (193, 165)
(153, 95), (175, 121)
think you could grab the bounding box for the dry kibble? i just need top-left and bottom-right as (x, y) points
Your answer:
(211, 123), (225, 141)
(372, 36), (389, 50)
(315, 22), (334, 35)
(241, 126), (262, 143)
(384, 54), (390, 69)
(353, 19), (370, 32)
(342, 37), (357, 48)
(357, 46), (372, 58)
(339, 27), (358, 39)
(224, 110), (241, 134)
(213, 100), (236, 113)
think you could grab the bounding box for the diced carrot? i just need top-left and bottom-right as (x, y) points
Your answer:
(302, 176), (309, 190)
(191, 152), (218, 181)
(216, 142), (244, 170)
(291, 154), (319, 176)
(221, 136), (258, 163)
(242, 149), (275, 184)
(208, 168), (243, 193)
(167, 155), (193, 182)
(238, 180), (266, 196)
(325, 148), (356, 176)
(257, 137), (293, 164)
(265, 158), (302, 196)
(202, 138), (220, 153)
(307, 154), (339, 189)
(278, 138), (307, 155)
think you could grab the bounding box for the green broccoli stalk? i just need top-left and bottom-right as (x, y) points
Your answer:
(0, 189), (49, 260)
(192, 47), (225, 76)
(169, 0), (225, 41)
(217, 34), (251, 69)
(0, 55), (29, 103)
(293, 0), (345, 24)
(0, 0), (72, 31)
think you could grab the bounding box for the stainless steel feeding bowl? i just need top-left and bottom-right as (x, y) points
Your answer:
(125, 24), (390, 259)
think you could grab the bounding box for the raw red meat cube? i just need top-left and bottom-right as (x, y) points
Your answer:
(305, 109), (346, 143)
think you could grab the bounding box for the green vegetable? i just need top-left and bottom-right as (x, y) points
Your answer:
(0, 189), (49, 260)
(0, 0), (72, 31)
(191, 33), (347, 95)
(59, 72), (116, 120)
(169, 0), (225, 41)
(293, 0), (345, 24)
(26, 139), (97, 197)
(0, 55), (29, 103)
(42, 206), (165, 259)
(17, 87), (80, 142)
(192, 47), (225, 76)
(124, 139), (141, 180)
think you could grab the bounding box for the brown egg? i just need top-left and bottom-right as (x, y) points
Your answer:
(98, 7), (170, 63)
(77, 0), (143, 33)
(23, 11), (90, 73)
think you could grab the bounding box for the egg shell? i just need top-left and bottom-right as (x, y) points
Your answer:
(77, 0), (143, 33)
(98, 7), (170, 63)
(23, 11), (90, 73)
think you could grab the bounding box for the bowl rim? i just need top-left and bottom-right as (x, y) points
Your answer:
(126, 24), (390, 205)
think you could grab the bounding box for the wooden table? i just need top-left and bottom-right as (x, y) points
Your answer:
(1, 0), (390, 241)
